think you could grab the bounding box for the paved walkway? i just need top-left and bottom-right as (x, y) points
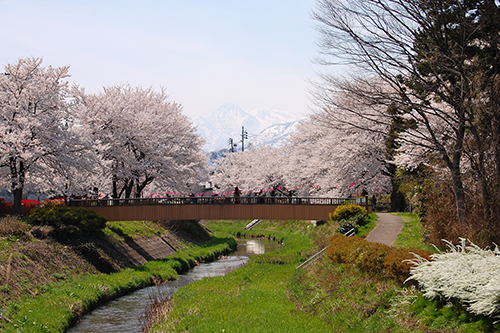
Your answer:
(364, 213), (404, 246)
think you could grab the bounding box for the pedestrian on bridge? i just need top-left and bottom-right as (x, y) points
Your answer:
(233, 187), (241, 204)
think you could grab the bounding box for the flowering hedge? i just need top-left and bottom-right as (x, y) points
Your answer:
(21, 199), (40, 216)
(0, 198), (41, 216)
(407, 239), (500, 318)
(0, 198), (65, 217)
(0, 198), (12, 216)
(41, 198), (65, 207)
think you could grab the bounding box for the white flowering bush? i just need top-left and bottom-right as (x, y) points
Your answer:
(406, 238), (500, 318)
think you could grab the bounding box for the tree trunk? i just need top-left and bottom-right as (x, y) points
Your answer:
(491, 75), (500, 227)
(468, 123), (493, 224)
(64, 183), (69, 206)
(12, 187), (23, 216)
(439, 121), (468, 226)
(10, 158), (25, 216)
(135, 176), (153, 198)
(124, 179), (134, 199)
(112, 175), (119, 205)
(448, 159), (468, 226)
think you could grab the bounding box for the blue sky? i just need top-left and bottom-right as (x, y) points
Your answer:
(0, 0), (319, 119)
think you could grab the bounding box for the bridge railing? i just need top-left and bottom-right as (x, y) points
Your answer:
(68, 196), (367, 207)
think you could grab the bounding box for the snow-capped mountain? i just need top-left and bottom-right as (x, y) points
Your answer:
(194, 103), (304, 152)
(249, 121), (301, 148)
(246, 107), (299, 129)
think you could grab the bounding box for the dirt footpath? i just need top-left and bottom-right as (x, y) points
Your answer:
(365, 213), (404, 246)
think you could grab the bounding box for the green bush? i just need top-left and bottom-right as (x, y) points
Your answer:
(336, 217), (359, 234)
(336, 213), (368, 234)
(30, 206), (107, 232)
(330, 204), (367, 222)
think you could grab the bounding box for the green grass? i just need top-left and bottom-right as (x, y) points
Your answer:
(149, 217), (500, 332)
(357, 212), (378, 238)
(104, 220), (165, 241)
(392, 213), (435, 251)
(149, 220), (410, 332)
(149, 228), (334, 332)
(2, 236), (236, 333)
(161, 262), (332, 332)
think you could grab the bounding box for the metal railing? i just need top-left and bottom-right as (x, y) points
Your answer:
(295, 227), (356, 270)
(69, 196), (367, 207)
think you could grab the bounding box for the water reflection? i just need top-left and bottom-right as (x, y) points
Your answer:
(242, 239), (265, 255)
(68, 238), (280, 333)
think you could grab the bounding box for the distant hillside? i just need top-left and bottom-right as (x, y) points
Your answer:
(194, 102), (304, 151)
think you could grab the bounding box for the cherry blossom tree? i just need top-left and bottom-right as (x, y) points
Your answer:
(210, 115), (388, 200)
(312, 0), (500, 226)
(210, 146), (288, 196)
(0, 57), (79, 214)
(286, 114), (389, 198)
(34, 146), (103, 202)
(73, 84), (207, 198)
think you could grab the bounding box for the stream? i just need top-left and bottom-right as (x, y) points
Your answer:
(67, 239), (281, 333)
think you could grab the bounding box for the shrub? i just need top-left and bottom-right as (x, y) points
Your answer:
(407, 238), (500, 318)
(336, 218), (359, 234)
(41, 198), (65, 207)
(330, 204), (367, 222)
(327, 234), (432, 283)
(30, 206), (107, 233)
(0, 198), (13, 216)
(335, 212), (368, 234)
(355, 241), (392, 274)
(384, 247), (431, 283)
(21, 199), (40, 216)
(327, 234), (367, 264)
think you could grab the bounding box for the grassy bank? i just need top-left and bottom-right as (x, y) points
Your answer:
(293, 213), (500, 332)
(391, 212), (435, 251)
(3, 236), (236, 333)
(0, 215), (236, 333)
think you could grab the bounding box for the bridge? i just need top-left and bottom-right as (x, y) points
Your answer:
(69, 196), (373, 221)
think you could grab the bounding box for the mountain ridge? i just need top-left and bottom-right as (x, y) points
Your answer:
(194, 102), (304, 152)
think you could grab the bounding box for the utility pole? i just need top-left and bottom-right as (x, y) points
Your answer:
(241, 126), (248, 152)
(228, 138), (237, 152)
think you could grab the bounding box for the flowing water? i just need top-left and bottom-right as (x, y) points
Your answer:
(68, 239), (281, 333)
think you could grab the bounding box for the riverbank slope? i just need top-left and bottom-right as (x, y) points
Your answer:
(0, 217), (235, 332)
